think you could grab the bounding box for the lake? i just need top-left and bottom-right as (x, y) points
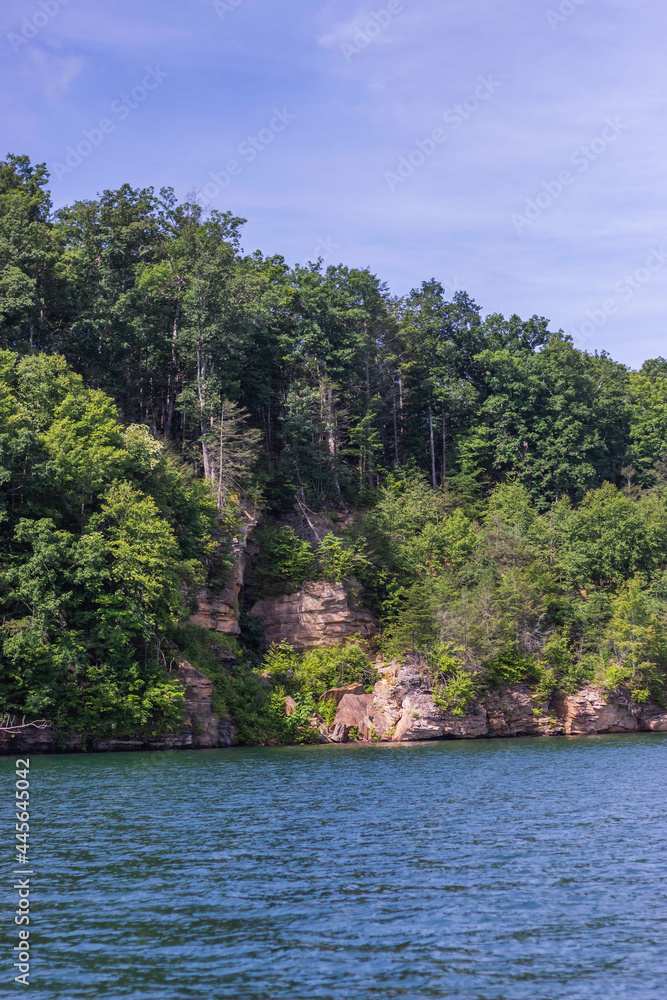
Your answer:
(4, 734), (667, 999)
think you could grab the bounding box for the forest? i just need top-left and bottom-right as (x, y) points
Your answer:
(3, 151), (667, 743)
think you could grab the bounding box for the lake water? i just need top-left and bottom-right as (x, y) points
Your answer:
(4, 734), (667, 999)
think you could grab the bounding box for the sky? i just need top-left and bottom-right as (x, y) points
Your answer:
(1, 0), (665, 368)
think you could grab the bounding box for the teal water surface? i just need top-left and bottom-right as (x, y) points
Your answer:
(3, 734), (667, 999)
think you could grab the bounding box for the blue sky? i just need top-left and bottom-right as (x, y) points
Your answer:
(1, 0), (665, 367)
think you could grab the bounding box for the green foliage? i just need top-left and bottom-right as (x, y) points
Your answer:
(377, 582), (442, 661)
(262, 640), (299, 681)
(294, 643), (379, 698)
(432, 654), (478, 717)
(366, 475), (447, 574)
(256, 640), (378, 703)
(251, 524), (317, 596)
(250, 521), (369, 598)
(596, 575), (667, 703)
(483, 650), (541, 688)
(320, 697), (338, 727)
(6, 157), (667, 741)
(0, 351), (214, 736)
(317, 531), (368, 583)
(283, 693), (321, 743)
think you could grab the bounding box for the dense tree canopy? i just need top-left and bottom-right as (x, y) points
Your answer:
(3, 153), (656, 508)
(3, 152), (667, 740)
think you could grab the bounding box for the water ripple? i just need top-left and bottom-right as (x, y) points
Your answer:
(2, 734), (667, 998)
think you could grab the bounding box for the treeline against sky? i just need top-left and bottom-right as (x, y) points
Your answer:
(5, 152), (667, 510)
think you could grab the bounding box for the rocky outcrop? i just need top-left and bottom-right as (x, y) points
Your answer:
(558, 686), (667, 735)
(320, 683), (366, 705)
(485, 687), (557, 738)
(249, 580), (376, 650)
(328, 693), (374, 742)
(190, 509), (257, 635)
(323, 657), (667, 743)
(7, 652), (667, 756)
(0, 661), (237, 756)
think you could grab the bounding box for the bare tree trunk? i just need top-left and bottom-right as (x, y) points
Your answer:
(364, 325), (374, 487)
(325, 386), (336, 461)
(265, 400), (273, 476)
(323, 384), (342, 497)
(393, 379), (400, 468)
(428, 405), (437, 489)
(197, 346), (211, 480)
(441, 410), (447, 491)
(200, 418), (211, 480)
(217, 404), (225, 509)
(165, 299), (181, 439)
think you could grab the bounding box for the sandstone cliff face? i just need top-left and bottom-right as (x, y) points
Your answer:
(558, 686), (667, 735)
(189, 509), (257, 635)
(324, 657), (667, 744)
(0, 661), (236, 756)
(6, 654), (667, 755)
(249, 581), (376, 650)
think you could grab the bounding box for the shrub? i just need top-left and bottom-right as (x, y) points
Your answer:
(321, 697), (338, 727)
(251, 524), (317, 596)
(483, 649), (541, 688)
(316, 531), (368, 583)
(295, 643), (379, 698)
(433, 665), (478, 717)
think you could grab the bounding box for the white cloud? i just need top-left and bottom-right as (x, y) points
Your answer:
(25, 49), (85, 104)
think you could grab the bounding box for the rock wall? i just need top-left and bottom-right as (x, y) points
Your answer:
(0, 661), (237, 757)
(189, 509), (257, 635)
(325, 658), (667, 743)
(7, 653), (667, 756)
(250, 580), (376, 650)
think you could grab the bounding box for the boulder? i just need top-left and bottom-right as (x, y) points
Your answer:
(249, 580), (376, 649)
(332, 692), (374, 740)
(320, 683), (365, 705)
(328, 721), (348, 743)
(639, 704), (667, 732)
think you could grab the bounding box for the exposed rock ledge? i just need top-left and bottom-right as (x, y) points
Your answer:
(325, 658), (667, 743)
(250, 580), (376, 650)
(0, 662), (237, 757)
(5, 656), (667, 757)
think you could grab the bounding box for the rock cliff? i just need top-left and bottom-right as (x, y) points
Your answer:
(249, 580), (376, 649)
(323, 657), (667, 743)
(5, 652), (667, 755)
(189, 509), (257, 635)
